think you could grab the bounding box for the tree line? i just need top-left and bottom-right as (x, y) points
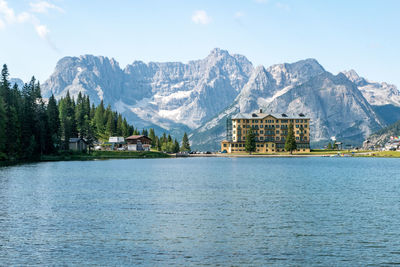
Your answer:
(148, 130), (190, 153)
(0, 64), (190, 161)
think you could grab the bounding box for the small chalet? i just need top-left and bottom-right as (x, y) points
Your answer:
(125, 135), (152, 151)
(108, 136), (125, 150)
(69, 137), (88, 152)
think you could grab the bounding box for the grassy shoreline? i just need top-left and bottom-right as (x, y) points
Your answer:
(190, 150), (400, 158)
(1, 150), (399, 167)
(0, 151), (170, 166)
(41, 151), (171, 161)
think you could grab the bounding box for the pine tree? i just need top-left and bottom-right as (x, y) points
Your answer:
(181, 132), (191, 152)
(9, 83), (22, 157)
(121, 118), (129, 137)
(59, 97), (72, 149)
(141, 129), (148, 136)
(105, 112), (115, 137)
(94, 100), (105, 134)
(245, 128), (256, 154)
(1, 65), (19, 157)
(173, 139), (180, 153)
(116, 114), (123, 136)
(161, 133), (167, 144)
(167, 134), (172, 143)
(156, 136), (161, 151)
(327, 142), (332, 150)
(333, 142), (338, 150)
(75, 92), (86, 134)
(149, 128), (156, 147)
(20, 80), (37, 157)
(0, 97), (6, 159)
(0, 64), (10, 99)
(47, 94), (60, 152)
(83, 115), (96, 153)
(69, 94), (78, 138)
(284, 123), (297, 154)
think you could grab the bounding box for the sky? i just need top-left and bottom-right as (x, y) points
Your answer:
(1, 0), (400, 86)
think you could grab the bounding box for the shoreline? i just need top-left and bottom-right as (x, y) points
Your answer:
(1, 150), (399, 167)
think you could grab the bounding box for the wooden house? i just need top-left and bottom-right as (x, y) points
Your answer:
(125, 135), (152, 151)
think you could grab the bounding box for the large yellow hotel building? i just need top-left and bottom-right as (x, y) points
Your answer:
(221, 109), (311, 153)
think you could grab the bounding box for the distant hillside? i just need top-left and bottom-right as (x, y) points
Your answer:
(366, 119), (400, 146)
(372, 104), (400, 125)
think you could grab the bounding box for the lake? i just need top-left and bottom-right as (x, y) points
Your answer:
(0, 157), (399, 266)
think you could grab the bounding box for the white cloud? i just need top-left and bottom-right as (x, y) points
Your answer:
(192, 10), (211, 25)
(17, 12), (32, 23)
(234, 11), (245, 19)
(0, 0), (16, 24)
(0, 0), (61, 51)
(35, 24), (49, 38)
(30, 1), (63, 14)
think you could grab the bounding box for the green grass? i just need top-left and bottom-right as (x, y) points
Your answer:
(218, 149), (370, 156)
(354, 151), (400, 158)
(40, 150), (170, 161)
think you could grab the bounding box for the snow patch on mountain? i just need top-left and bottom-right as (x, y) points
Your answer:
(342, 69), (400, 106)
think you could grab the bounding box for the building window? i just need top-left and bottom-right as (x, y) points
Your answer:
(296, 137), (299, 140)
(260, 137), (264, 140)
(223, 144), (227, 147)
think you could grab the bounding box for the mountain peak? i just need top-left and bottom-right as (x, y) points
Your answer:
(289, 58), (325, 72)
(209, 47), (229, 56)
(342, 69), (360, 81)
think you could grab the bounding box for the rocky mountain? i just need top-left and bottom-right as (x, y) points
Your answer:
(191, 60), (385, 150)
(42, 48), (400, 149)
(42, 48), (253, 136)
(342, 69), (400, 107)
(365, 119), (400, 148)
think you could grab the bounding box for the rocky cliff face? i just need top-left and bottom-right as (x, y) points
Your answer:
(342, 69), (400, 107)
(43, 48), (253, 134)
(42, 49), (399, 149)
(190, 60), (386, 150)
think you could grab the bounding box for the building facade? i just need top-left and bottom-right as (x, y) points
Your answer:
(69, 138), (88, 152)
(126, 135), (152, 151)
(221, 110), (311, 153)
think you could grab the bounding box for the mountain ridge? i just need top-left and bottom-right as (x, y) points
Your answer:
(41, 48), (400, 149)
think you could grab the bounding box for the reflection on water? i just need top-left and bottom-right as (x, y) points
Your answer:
(0, 157), (400, 265)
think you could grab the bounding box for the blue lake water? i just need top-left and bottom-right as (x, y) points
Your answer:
(0, 157), (400, 266)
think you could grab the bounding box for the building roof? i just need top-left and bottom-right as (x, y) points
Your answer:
(126, 135), (152, 141)
(69, 137), (88, 143)
(232, 112), (309, 120)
